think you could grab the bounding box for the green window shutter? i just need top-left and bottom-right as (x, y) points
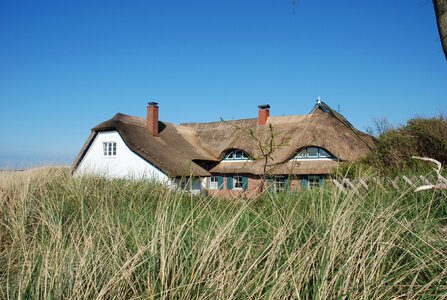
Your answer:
(217, 176), (224, 190)
(242, 176), (248, 191)
(319, 175), (325, 186)
(301, 175), (308, 190)
(227, 176), (233, 190)
(284, 176), (289, 190)
(267, 178), (273, 192)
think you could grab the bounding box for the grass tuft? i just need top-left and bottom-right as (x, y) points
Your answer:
(1, 168), (447, 299)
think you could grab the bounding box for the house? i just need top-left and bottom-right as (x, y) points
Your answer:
(72, 100), (374, 196)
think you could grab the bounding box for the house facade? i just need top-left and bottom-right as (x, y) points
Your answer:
(72, 100), (375, 197)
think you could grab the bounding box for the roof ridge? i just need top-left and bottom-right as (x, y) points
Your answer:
(181, 117), (257, 126)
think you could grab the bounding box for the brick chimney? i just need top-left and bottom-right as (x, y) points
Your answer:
(258, 104), (270, 125)
(147, 102), (159, 136)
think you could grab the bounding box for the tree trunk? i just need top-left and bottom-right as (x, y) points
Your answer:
(433, 0), (447, 59)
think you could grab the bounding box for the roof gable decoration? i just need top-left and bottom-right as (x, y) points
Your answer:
(222, 149), (252, 161)
(293, 146), (336, 161)
(309, 98), (355, 130)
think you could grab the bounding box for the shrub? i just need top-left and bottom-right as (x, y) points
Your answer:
(362, 115), (447, 175)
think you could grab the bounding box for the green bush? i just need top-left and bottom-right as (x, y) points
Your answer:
(363, 115), (447, 175)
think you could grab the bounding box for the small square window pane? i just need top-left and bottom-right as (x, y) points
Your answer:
(274, 176), (286, 192)
(296, 149), (307, 158)
(318, 148), (331, 158)
(308, 175), (320, 188)
(209, 176), (218, 190)
(233, 176), (243, 189)
(307, 147), (318, 157)
(235, 151), (242, 159)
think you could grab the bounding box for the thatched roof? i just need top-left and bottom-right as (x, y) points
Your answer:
(72, 113), (213, 177)
(73, 101), (375, 176)
(182, 101), (374, 175)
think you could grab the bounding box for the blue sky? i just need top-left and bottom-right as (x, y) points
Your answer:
(0, 0), (446, 168)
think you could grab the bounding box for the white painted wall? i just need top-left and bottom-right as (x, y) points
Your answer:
(75, 131), (171, 183)
(173, 177), (203, 195)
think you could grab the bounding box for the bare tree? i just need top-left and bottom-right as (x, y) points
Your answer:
(433, 0), (447, 59)
(291, 0), (447, 59)
(221, 119), (289, 193)
(365, 116), (393, 137)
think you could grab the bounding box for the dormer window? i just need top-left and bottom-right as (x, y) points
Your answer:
(294, 147), (335, 160)
(223, 149), (250, 161)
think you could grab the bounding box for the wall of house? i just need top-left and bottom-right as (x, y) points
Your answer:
(173, 177), (203, 195)
(206, 176), (262, 198)
(205, 175), (330, 198)
(205, 175), (302, 198)
(75, 131), (171, 183)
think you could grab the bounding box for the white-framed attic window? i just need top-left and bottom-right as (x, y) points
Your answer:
(223, 149), (250, 161)
(103, 142), (117, 157)
(293, 147), (335, 160)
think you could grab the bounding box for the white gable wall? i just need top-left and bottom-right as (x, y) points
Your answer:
(75, 131), (171, 183)
(173, 177), (203, 195)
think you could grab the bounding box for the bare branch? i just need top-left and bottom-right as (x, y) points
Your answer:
(415, 184), (447, 192)
(412, 156), (447, 192)
(412, 156), (447, 184)
(219, 118), (290, 193)
(433, 0), (447, 60)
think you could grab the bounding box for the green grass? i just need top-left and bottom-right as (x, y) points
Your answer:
(1, 168), (447, 299)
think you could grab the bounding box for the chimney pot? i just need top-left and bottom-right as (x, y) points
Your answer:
(147, 102), (159, 136)
(258, 104), (270, 125)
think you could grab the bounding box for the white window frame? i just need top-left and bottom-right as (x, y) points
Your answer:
(274, 176), (286, 192)
(294, 147), (335, 161)
(233, 176), (243, 190)
(102, 142), (117, 157)
(308, 175), (320, 189)
(209, 176), (219, 190)
(223, 149), (250, 161)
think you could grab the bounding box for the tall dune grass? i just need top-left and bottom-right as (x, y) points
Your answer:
(1, 168), (447, 299)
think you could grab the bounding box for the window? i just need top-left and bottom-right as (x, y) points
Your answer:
(226, 176), (247, 190)
(233, 176), (243, 189)
(301, 175), (324, 189)
(103, 142), (116, 157)
(180, 180), (190, 190)
(274, 176), (286, 192)
(209, 176), (219, 190)
(294, 147), (335, 160)
(308, 175), (320, 188)
(224, 149), (250, 161)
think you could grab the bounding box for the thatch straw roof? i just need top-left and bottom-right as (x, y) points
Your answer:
(73, 101), (374, 177)
(72, 113), (214, 177)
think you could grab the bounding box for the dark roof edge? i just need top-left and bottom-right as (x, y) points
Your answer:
(72, 120), (211, 177)
(71, 131), (97, 174)
(310, 101), (374, 151)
